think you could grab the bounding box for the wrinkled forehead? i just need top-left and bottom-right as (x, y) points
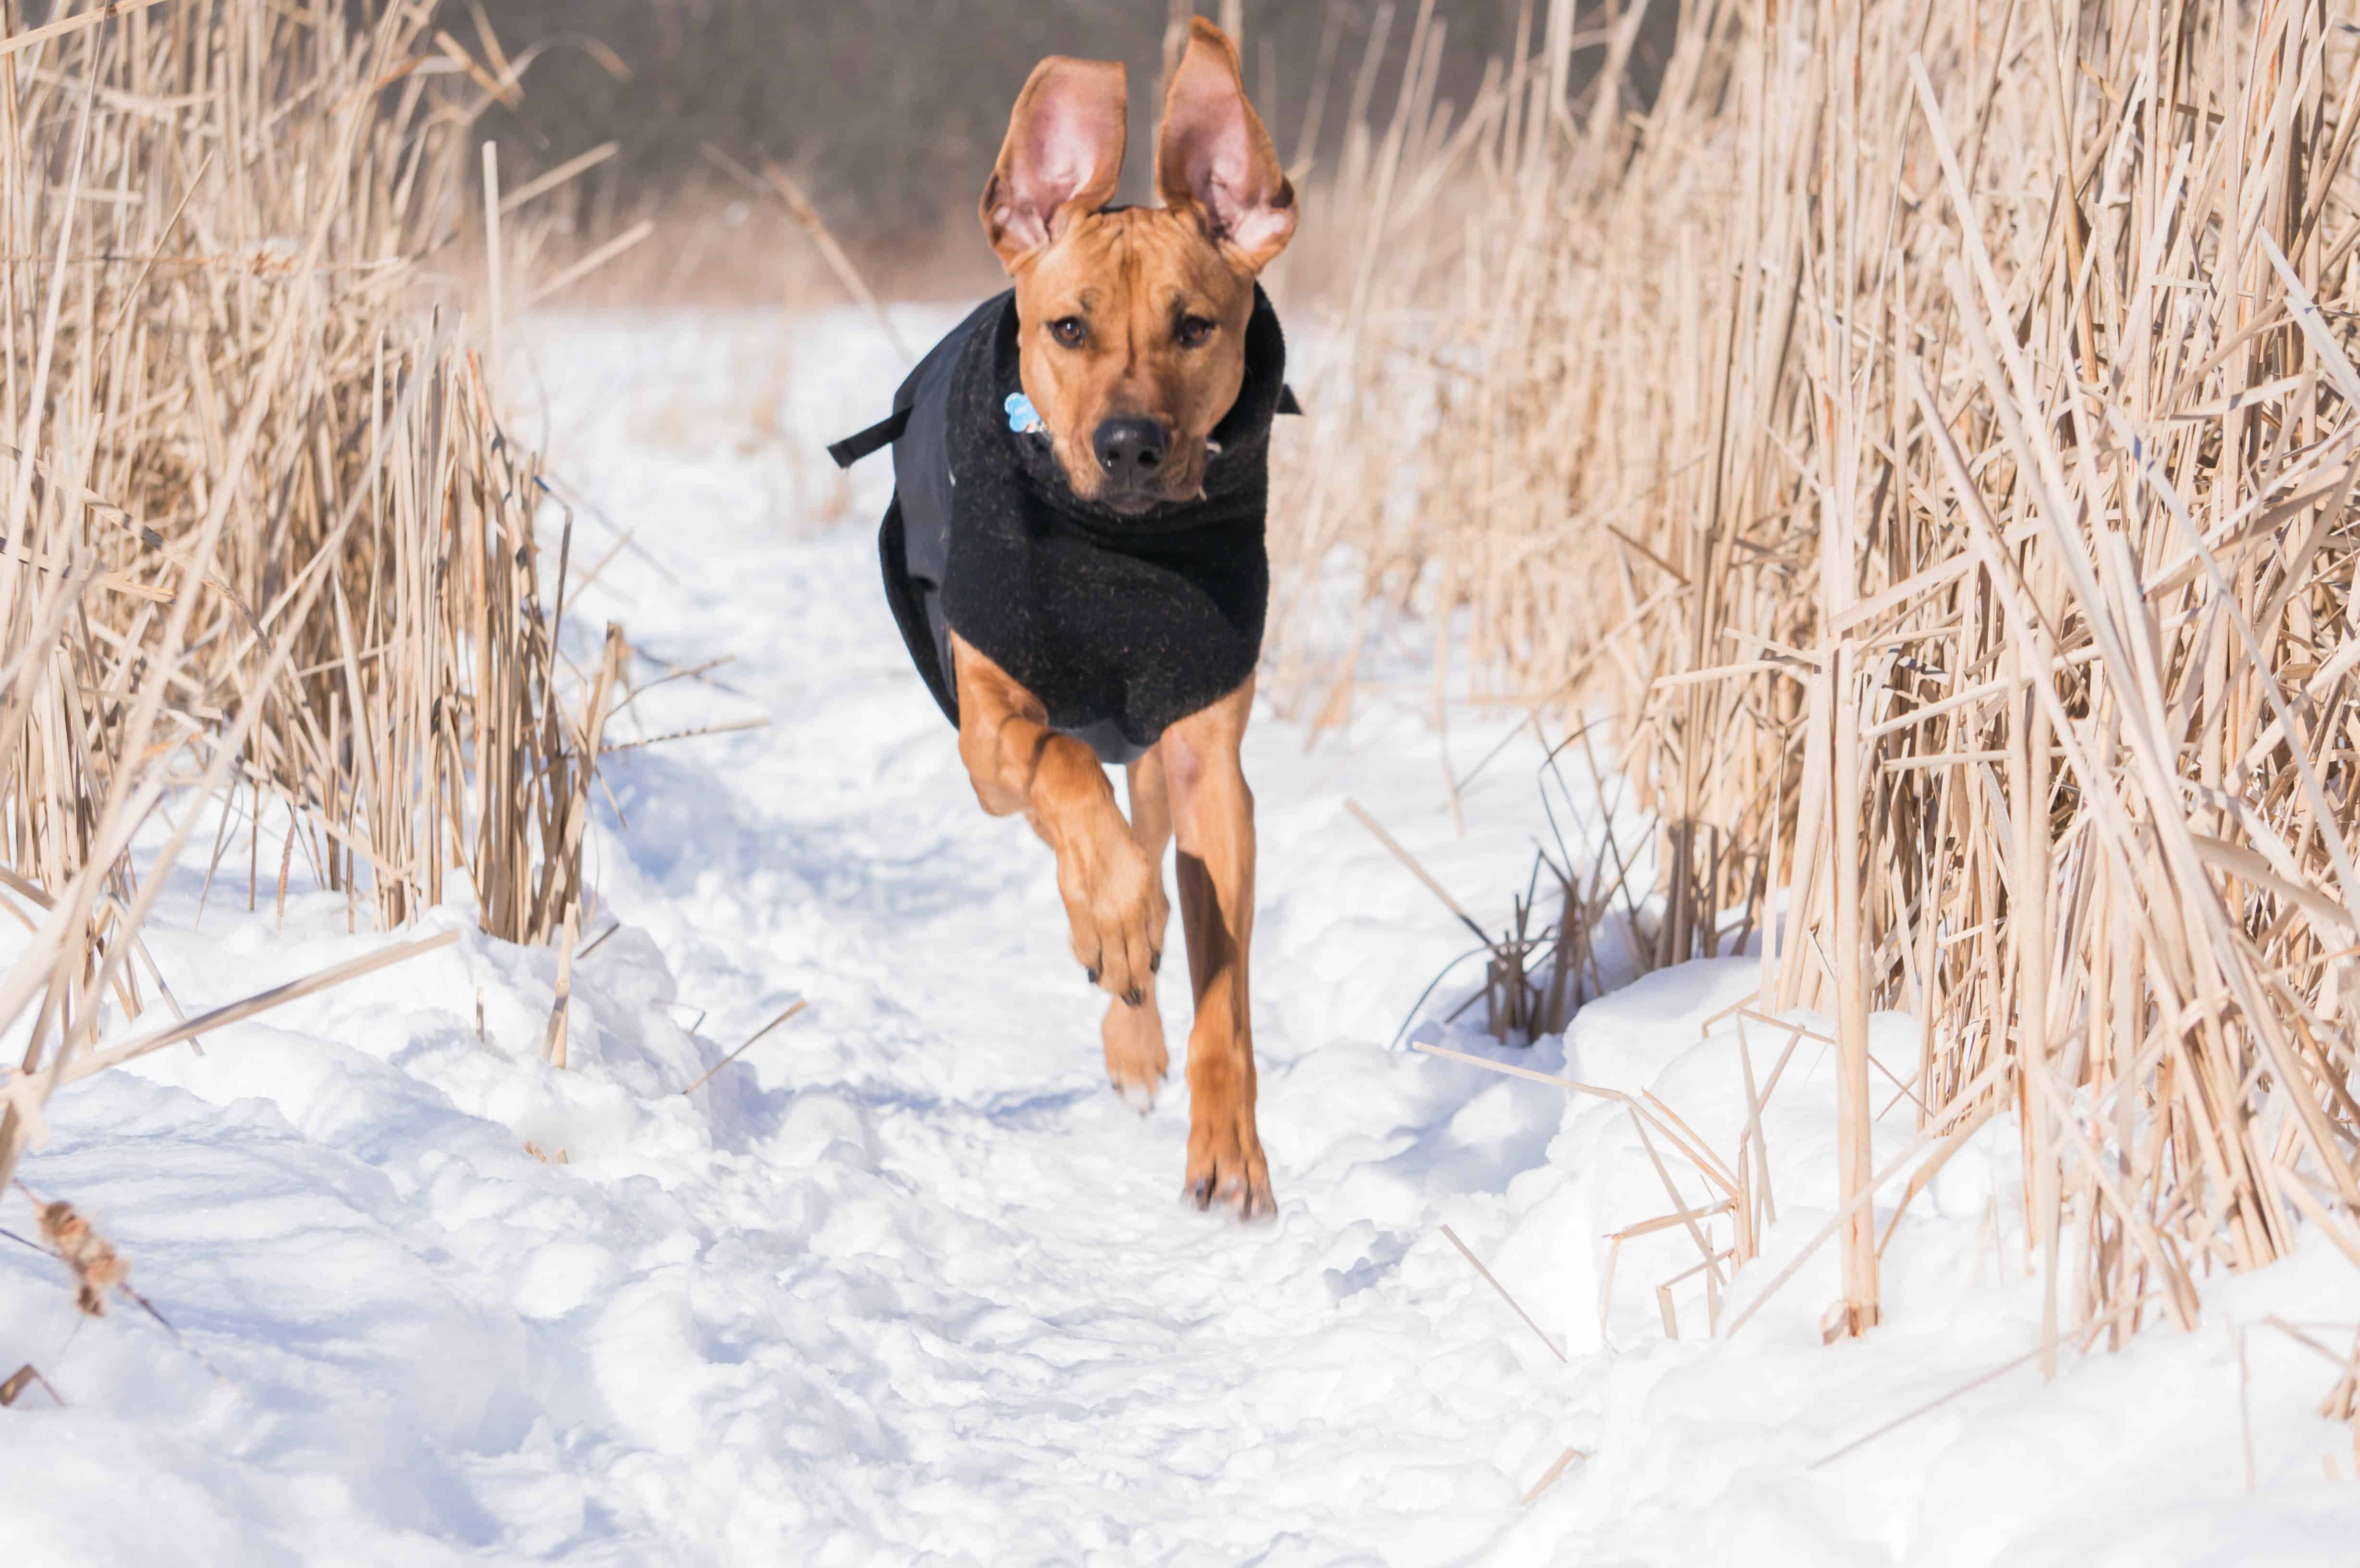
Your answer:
(1018, 209), (1254, 315)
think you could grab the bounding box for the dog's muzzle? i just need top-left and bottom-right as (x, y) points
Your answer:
(1093, 417), (1174, 512)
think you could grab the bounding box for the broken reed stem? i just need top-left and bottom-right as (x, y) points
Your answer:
(0, 0), (175, 61)
(543, 907), (577, 1069)
(1807, 1289), (2163, 1470)
(1417, 1038), (1765, 1314)
(1282, 0), (2360, 1352)
(1440, 1223), (1566, 1362)
(56, 929), (462, 1089)
(1346, 798), (1493, 944)
(681, 999), (808, 1096)
(758, 157), (913, 364)
(1517, 1445), (1586, 1507)
(0, 1361), (65, 1409)
(1410, 1041), (1619, 1102)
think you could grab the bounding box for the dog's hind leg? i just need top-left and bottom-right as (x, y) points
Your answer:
(1164, 678), (1273, 1219)
(951, 634), (1162, 1005)
(1103, 751), (1174, 1109)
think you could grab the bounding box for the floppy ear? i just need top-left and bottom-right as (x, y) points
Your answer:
(980, 57), (1127, 270)
(1155, 18), (1295, 272)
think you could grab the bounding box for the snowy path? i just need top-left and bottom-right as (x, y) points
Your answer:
(4, 309), (2358, 1565)
(488, 313), (1595, 1560)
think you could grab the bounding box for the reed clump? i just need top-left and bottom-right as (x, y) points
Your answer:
(1278, 0), (2360, 1345)
(0, 1), (620, 1193)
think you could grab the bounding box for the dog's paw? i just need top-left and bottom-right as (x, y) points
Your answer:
(1054, 818), (1161, 1003)
(1102, 997), (1168, 1112)
(1182, 1106), (1274, 1222)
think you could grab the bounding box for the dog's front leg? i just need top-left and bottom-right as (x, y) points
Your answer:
(1163, 678), (1273, 1219)
(1103, 751), (1174, 1109)
(952, 635), (1160, 1005)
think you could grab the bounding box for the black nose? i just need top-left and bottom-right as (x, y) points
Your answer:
(1093, 418), (1169, 485)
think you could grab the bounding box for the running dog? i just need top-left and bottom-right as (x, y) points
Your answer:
(832, 20), (1296, 1218)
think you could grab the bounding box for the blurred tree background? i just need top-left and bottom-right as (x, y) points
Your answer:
(471, 2), (1551, 291)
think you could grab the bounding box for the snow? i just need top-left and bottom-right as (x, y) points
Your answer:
(3, 305), (2356, 1564)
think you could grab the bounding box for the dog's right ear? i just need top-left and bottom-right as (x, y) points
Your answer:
(981, 57), (1127, 271)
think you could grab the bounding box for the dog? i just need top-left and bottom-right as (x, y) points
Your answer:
(831, 20), (1296, 1218)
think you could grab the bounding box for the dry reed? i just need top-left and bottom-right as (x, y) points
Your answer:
(1279, 0), (2360, 1350)
(0, 1), (627, 1197)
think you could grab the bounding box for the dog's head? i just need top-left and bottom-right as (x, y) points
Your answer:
(981, 19), (1295, 514)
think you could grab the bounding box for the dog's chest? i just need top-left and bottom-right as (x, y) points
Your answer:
(942, 491), (1267, 756)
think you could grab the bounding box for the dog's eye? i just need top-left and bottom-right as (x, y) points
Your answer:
(1177, 314), (1215, 348)
(1049, 316), (1087, 348)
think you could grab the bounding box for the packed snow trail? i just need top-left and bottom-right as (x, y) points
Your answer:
(0, 308), (1591, 1563)
(2, 308), (2356, 1565)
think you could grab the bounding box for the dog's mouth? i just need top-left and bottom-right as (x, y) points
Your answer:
(1097, 482), (1176, 516)
(1094, 471), (1204, 516)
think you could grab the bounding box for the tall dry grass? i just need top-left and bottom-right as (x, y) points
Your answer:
(1278, 0), (2360, 1347)
(0, 1), (623, 1197)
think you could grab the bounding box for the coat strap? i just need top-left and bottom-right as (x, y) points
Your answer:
(828, 406), (910, 469)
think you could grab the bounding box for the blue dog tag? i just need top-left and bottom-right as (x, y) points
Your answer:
(1005, 392), (1045, 435)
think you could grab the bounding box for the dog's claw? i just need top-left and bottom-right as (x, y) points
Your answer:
(1123, 986), (1144, 1007)
(1085, 967), (1099, 986)
(1149, 951), (1161, 974)
(1183, 1093), (1274, 1221)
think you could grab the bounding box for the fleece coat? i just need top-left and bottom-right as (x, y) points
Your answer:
(833, 286), (1291, 765)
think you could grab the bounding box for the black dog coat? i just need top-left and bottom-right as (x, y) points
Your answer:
(831, 287), (1296, 765)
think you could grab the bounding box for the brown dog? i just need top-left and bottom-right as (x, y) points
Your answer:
(954, 21), (1295, 1218)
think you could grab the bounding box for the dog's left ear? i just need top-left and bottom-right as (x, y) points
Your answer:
(1155, 18), (1295, 273)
